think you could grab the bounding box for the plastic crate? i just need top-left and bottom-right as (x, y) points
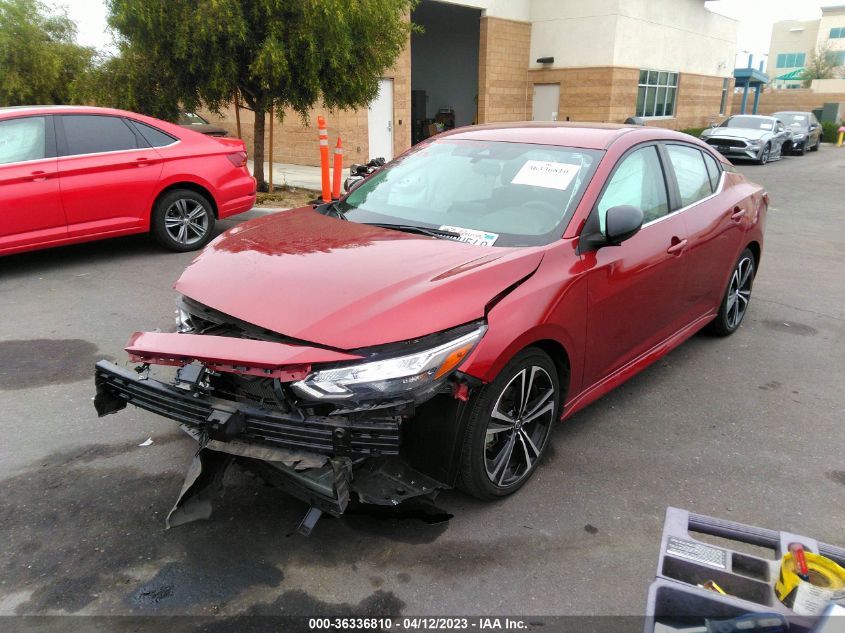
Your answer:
(644, 507), (845, 633)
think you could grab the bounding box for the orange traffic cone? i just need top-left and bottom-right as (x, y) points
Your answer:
(332, 136), (343, 200)
(318, 116), (331, 202)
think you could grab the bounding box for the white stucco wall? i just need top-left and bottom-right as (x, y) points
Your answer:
(818, 8), (845, 54)
(528, 0), (621, 69)
(766, 20), (820, 78)
(612, 0), (737, 76)
(438, 0), (737, 75)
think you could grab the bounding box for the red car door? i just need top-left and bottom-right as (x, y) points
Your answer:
(0, 115), (66, 252)
(581, 144), (690, 386)
(664, 144), (748, 319)
(55, 114), (163, 237)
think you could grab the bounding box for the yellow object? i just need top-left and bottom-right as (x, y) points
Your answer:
(775, 551), (845, 616)
(838, 131), (844, 147)
(701, 580), (727, 595)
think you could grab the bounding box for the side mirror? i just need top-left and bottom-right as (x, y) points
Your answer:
(605, 205), (644, 245)
(344, 175), (365, 193)
(578, 205), (644, 253)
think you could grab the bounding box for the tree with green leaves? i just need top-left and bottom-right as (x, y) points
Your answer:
(0, 0), (94, 106)
(801, 40), (845, 87)
(104, 0), (415, 191)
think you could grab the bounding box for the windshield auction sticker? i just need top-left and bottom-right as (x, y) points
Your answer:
(439, 225), (499, 246)
(511, 160), (580, 190)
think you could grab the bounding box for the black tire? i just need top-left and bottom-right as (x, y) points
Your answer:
(151, 189), (216, 252)
(756, 143), (770, 165)
(458, 348), (561, 500)
(707, 248), (755, 337)
(811, 135), (821, 152)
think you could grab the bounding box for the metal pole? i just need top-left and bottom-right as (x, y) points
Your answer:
(740, 81), (749, 114)
(268, 105), (274, 192)
(752, 85), (761, 114)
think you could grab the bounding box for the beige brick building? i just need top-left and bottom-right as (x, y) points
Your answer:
(767, 6), (845, 89)
(205, 0), (737, 168)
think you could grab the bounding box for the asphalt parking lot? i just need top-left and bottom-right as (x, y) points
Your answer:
(1, 146), (844, 621)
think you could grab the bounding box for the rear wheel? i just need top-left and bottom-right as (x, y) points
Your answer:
(707, 248), (755, 336)
(458, 348), (561, 500)
(152, 189), (216, 252)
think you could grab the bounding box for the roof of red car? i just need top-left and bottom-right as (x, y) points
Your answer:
(0, 105), (143, 118)
(442, 121), (697, 150)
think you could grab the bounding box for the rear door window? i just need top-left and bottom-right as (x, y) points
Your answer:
(701, 152), (722, 192)
(60, 115), (142, 156)
(0, 116), (47, 165)
(666, 144), (712, 207)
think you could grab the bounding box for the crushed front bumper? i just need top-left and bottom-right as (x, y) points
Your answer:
(94, 361), (447, 528)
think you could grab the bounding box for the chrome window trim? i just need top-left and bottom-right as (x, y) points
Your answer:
(0, 156), (56, 168)
(56, 140), (180, 161)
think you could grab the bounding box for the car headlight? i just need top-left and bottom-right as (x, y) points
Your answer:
(748, 141), (762, 148)
(291, 324), (487, 403)
(793, 133), (806, 140)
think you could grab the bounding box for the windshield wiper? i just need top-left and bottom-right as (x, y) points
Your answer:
(362, 223), (461, 239)
(315, 200), (347, 220)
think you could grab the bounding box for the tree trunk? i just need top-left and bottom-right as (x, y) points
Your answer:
(253, 105), (267, 192)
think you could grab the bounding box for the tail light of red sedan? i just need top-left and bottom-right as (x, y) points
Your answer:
(227, 151), (248, 168)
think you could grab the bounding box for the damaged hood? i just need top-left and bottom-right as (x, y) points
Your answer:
(175, 207), (543, 349)
(704, 127), (772, 141)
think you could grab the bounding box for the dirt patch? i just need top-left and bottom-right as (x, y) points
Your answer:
(254, 187), (320, 209)
(0, 339), (107, 390)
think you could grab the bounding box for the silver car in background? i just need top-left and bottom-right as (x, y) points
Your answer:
(700, 115), (793, 165)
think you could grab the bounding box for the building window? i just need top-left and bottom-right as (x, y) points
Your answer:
(776, 52), (806, 68)
(830, 50), (845, 66)
(830, 27), (845, 38)
(636, 70), (678, 118)
(719, 78), (729, 115)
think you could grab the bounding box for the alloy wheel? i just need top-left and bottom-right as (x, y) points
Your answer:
(164, 198), (210, 246)
(760, 145), (769, 164)
(726, 255), (754, 329)
(484, 365), (555, 488)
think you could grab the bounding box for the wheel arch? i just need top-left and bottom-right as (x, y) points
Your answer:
(151, 181), (219, 225)
(745, 240), (761, 271)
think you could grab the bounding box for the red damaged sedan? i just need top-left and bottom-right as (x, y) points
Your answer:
(94, 123), (766, 531)
(0, 105), (256, 255)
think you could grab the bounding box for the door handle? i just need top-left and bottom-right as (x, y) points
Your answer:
(731, 207), (746, 222)
(667, 238), (688, 255)
(29, 170), (48, 182)
(134, 157), (153, 167)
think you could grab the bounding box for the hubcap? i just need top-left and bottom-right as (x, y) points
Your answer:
(164, 199), (209, 245)
(726, 256), (753, 329)
(484, 366), (556, 488)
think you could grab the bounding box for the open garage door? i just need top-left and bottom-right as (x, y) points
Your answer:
(410, 0), (481, 145)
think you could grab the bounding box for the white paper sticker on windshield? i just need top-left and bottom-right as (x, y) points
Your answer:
(511, 160), (580, 191)
(793, 115), (806, 121)
(439, 225), (499, 246)
(760, 123), (773, 129)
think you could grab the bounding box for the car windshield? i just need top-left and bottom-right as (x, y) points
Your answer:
(178, 112), (209, 125)
(775, 113), (809, 128)
(337, 139), (603, 247)
(720, 116), (773, 130)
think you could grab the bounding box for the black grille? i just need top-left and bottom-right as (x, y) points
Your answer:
(706, 138), (747, 149)
(95, 361), (400, 456)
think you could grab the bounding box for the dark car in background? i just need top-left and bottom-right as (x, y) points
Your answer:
(700, 115), (793, 165)
(773, 111), (822, 155)
(177, 111), (229, 137)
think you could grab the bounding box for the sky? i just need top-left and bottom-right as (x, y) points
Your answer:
(61, 0), (833, 66)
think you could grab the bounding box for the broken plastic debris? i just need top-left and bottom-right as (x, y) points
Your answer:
(138, 437), (154, 447)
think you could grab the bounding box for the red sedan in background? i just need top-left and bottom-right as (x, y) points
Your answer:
(0, 105), (255, 255)
(95, 123), (766, 530)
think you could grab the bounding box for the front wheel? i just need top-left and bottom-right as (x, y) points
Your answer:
(458, 348), (561, 500)
(756, 144), (770, 165)
(811, 136), (821, 152)
(152, 189), (216, 252)
(707, 248), (755, 336)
